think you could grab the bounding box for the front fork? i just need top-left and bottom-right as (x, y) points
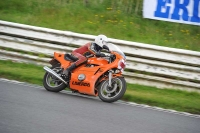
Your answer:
(108, 70), (113, 87)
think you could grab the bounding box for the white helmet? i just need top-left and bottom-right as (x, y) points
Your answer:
(94, 34), (108, 48)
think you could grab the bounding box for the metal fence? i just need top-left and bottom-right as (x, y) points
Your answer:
(0, 20), (200, 92)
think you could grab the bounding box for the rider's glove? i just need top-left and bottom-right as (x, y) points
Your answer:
(96, 53), (106, 57)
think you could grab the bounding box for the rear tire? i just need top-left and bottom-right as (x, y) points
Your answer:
(43, 65), (67, 92)
(98, 77), (126, 103)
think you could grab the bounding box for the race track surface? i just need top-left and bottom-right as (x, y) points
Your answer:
(0, 79), (199, 133)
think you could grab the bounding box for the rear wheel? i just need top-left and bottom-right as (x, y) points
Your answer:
(98, 77), (126, 103)
(43, 66), (67, 92)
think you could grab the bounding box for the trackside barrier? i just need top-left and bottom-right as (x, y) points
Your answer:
(0, 20), (200, 92)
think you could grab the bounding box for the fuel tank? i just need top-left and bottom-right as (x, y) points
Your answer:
(87, 57), (108, 66)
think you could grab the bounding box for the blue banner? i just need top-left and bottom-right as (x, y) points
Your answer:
(143, 0), (200, 26)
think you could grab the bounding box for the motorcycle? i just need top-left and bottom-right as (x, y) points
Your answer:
(43, 43), (127, 103)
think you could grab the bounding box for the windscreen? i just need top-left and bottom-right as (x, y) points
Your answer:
(107, 43), (126, 59)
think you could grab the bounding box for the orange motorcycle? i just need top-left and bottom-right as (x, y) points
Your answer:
(43, 43), (126, 103)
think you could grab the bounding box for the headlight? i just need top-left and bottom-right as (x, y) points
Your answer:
(118, 59), (126, 71)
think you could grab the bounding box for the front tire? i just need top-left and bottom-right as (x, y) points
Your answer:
(43, 66), (67, 92)
(98, 77), (126, 103)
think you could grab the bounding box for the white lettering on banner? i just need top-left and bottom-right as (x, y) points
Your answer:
(143, 0), (200, 26)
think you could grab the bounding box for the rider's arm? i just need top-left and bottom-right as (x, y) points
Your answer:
(88, 43), (99, 54)
(88, 43), (105, 57)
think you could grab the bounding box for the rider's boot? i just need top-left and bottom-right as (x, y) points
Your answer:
(63, 63), (76, 77)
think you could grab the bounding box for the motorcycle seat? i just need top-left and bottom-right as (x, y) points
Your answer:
(64, 54), (78, 62)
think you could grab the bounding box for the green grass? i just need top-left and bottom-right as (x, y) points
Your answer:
(123, 84), (200, 114)
(0, 60), (44, 85)
(0, 0), (199, 51)
(0, 60), (200, 114)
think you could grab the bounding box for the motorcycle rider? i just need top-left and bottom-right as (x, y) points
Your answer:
(63, 34), (108, 77)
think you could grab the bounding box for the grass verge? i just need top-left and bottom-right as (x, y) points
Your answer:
(0, 60), (200, 114)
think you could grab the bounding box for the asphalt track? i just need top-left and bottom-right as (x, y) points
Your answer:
(0, 79), (200, 133)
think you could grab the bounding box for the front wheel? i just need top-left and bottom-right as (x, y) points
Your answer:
(43, 66), (67, 92)
(98, 77), (126, 103)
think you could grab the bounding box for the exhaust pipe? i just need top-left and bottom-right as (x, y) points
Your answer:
(43, 66), (68, 84)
